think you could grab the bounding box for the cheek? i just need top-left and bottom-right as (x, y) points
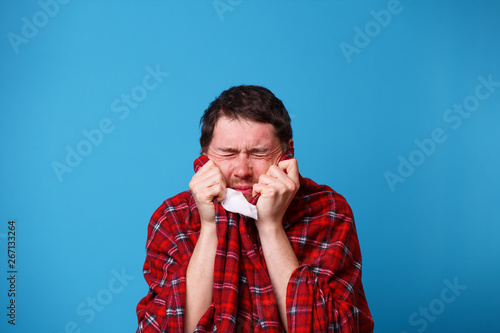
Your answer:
(251, 160), (273, 177)
(214, 160), (233, 182)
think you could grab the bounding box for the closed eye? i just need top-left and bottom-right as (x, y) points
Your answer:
(248, 148), (269, 158)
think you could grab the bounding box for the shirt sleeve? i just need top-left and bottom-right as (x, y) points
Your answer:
(285, 191), (374, 333)
(136, 196), (195, 333)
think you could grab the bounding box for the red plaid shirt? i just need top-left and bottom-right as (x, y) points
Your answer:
(137, 155), (374, 332)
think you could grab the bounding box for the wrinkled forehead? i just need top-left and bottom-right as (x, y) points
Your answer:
(210, 116), (279, 149)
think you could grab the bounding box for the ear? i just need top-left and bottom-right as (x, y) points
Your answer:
(288, 139), (294, 150)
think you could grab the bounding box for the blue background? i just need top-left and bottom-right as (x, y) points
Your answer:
(1, 0), (499, 332)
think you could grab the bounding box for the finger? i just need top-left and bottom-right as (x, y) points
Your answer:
(190, 167), (219, 192)
(202, 169), (226, 195)
(196, 162), (225, 185)
(195, 181), (225, 205)
(265, 165), (289, 181)
(195, 159), (215, 176)
(190, 162), (227, 202)
(214, 181), (227, 202)
(264, 166), (295, 189)
(254, 176), (287, 198)
(258, 174), (279, 185)
(252, 183), (264, 197)
(277, 158), (298, 174)
(277, 159), (299, 185)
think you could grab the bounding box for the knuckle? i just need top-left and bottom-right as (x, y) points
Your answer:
(268, 187), (278, 196)
(189, 181), (198, 193)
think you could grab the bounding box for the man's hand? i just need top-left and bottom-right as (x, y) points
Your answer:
(189, 160), (227, 225)
(252, 158), (300, 228)
(185, 159), (224, 332)
(252, 158), (300, 331)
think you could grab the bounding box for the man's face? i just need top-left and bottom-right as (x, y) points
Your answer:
(206, 116), (288, 200)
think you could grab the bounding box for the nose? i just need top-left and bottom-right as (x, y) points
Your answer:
(233, 154), (252, 179)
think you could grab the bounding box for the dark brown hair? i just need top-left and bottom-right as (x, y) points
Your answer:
(199, 85), (292, 153)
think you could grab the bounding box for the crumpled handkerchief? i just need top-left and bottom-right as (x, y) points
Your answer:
(221, 188), (258, 220)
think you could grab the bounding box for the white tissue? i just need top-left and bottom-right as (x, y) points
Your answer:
(221, 188), (258, 220)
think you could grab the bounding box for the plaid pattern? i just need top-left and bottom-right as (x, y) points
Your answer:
(137, 154), (374, 332)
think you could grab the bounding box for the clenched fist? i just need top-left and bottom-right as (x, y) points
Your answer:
(189, 160), (227, 225)
(252, 158), (300, 229)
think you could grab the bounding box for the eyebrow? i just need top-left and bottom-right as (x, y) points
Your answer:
(218, 147), (270, 154)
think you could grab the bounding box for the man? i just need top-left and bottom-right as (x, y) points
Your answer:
(137, 85), (374, 332)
